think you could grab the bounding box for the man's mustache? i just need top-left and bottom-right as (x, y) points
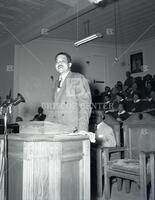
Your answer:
(57, 64), (64, 68)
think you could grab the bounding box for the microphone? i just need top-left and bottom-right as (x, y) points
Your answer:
(12, 93), (25, 106)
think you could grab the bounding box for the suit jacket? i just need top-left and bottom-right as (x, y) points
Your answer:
(49, 71), (92, 132)
(33, 113), (46, 121)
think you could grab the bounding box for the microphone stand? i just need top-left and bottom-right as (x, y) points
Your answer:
(0, 93), (25, 200)
(3, 105), (12, 200)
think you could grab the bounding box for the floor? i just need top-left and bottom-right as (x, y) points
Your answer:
(91, 173), (152, 200)
(91, 180), (141, 200)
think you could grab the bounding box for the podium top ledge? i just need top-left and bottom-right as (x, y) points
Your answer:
(7, 133), (89, 142)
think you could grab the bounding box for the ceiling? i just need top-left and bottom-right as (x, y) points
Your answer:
(0, 0), (155, 47)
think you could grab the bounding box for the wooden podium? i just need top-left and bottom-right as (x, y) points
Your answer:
(3, 121), (90, 200)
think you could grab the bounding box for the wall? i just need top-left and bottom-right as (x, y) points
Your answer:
(0, 43), (14, 101)
(14, 38), (126, 120)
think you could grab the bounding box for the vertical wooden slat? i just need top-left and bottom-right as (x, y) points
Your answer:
(104, 149), (110, 200)
(150, 153), (155, 200)
(79, 140), (90, 200)
(49, 142), (62, 200)
(96, 147), (103, 197)
(0, 139), (4, 200)
(84, 140), (90, 200)
(23, 142), (34, 200)
(139, 152), (147, 200)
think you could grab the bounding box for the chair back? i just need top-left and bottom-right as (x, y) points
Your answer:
(104, 114), (120, 147)
(123, 113), (155, 159)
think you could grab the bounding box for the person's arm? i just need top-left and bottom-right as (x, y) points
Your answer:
(30, 114), (38, 121)
(76, 75), (92, 131)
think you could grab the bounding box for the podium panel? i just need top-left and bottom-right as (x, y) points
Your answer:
(8, 134), (90, 200)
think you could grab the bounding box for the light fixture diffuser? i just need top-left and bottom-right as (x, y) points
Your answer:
(88, 0), (103, 4)
(74, 33), (103, 47)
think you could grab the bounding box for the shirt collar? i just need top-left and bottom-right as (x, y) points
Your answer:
(118, 110), (126, 115)
(59, 71), (70, 82)
(134, 99), (140, 103)
(97, 121), (103, 129)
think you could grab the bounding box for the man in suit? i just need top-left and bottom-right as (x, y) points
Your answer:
(49, 52), (92, 132)
(31, 106), (46, 121)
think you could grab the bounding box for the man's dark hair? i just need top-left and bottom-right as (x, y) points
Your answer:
(55, 52), (72, 63)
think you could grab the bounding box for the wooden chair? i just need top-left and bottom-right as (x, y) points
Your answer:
(104, 113), (155, 200)
(96, 114), (120, 198)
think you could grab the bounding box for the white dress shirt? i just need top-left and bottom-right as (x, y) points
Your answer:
(96, 121), (116, 147)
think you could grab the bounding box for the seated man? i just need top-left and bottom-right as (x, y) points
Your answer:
(31, 107), (46, 121)
(95, 110), (116, 147)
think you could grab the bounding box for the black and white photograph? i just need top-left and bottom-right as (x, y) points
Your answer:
(0, 0), (155, 200)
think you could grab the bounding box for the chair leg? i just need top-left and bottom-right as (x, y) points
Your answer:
(96, 148), (103, 197)
(104, 150), (111, 200)
(150, 153), (155, 200)
(140, 152), (147, 200)
(125, 180), (131, 193)
(104, 176), (110, 200)
(117, 178), (123, 191)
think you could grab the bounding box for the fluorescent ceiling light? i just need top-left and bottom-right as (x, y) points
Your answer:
(74, 33), (103, 47)
(88, 0), (103, 4)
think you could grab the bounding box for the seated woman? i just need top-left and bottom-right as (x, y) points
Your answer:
(31, 106), (46, 121)
(116, 102), (130, 122)
(103, 94), (112, 113)
(130, 92), (143, 113)
(95, 110), (116, 147)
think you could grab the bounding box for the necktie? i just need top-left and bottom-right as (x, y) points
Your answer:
(57, 77), (62, 88)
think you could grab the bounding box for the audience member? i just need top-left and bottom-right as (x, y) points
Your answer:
(152, 75), (155, 90)
(130, 92), (143, 113)
(31, 106), (46, 121)
(144, 81), (152, 99)
(103, 94), (112, 112)
(116, 103), (130, 122)
(95, 110), (116, 147)
(124, 71), (134, 91)
(92, 89), (101, 104)
(100, 86), (111, 102)
(125, 81), (139, 100)
(143, 74), (152, 87)
(116, 81), (124, 94)
(146, 90), (155, 117)
(112, 92), (125, 112)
